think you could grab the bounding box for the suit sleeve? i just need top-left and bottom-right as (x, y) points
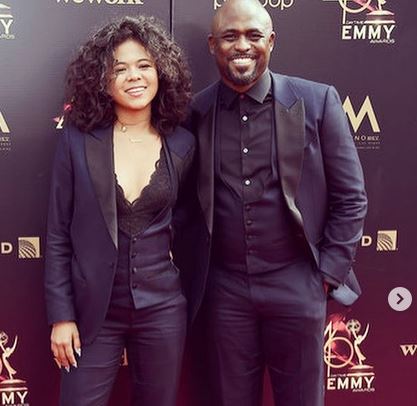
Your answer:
(44, 127), (76, 325)
(318, 86), (368, 286)
(172, 130), (197, 236)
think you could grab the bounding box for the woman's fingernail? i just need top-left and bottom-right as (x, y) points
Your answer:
(65, 366), (70, 373)
(75, 348), (82, 357)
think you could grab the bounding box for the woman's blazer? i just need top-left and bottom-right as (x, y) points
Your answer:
(44, 124), (195, 344)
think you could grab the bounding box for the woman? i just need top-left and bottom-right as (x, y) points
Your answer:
(44, 15), (194, 406)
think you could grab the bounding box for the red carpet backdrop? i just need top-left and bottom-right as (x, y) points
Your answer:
(0, 1), (416, 405)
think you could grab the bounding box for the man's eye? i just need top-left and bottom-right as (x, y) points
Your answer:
(222, 35), (238, 42)
(248, 34), (264, 41)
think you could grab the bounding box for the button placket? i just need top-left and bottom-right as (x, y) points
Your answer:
(240, 103), (252, 202)
(130, 237), (139, 291)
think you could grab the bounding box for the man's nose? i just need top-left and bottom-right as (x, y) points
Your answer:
(234, 35), (251, 52)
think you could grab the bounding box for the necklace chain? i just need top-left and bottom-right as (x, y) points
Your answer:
(117, 120), (143, 143)
(116, 120), (160, 145)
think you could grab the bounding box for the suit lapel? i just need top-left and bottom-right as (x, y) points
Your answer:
(195, 76), (306, 232)
(197, 106), (215, 234)
(193, 83), (219, 234)
(272, 74), (306, 229)
(85, 126), (118, 249)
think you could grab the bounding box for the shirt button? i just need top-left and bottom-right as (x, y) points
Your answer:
(131, 267), (138, 274)
(245, 204), (251, 211)
(132, 283), (138, 289)
(243, 147), (249, 154)
(248, 249), (254, 255)
(246, 220), (252, 226)
(132, 237), (137, 243)
(131, 252), (137, 259)
(242, 115), (248, 122)
(244, 179), (251, 186)
(247, 235), (253, 240)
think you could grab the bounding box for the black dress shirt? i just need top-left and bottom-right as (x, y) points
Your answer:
(212, 70), (308, 273)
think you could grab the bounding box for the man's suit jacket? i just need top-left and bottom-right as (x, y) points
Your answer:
(175, 72), (367, 322)
(44, 124), (195, 344)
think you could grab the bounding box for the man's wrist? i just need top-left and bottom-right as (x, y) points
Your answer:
(320, 272), (340, 290)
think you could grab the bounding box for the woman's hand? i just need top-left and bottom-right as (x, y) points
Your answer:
(51, 321), (81, 371)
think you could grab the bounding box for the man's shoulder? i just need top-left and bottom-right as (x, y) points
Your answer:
(166, 126), (195, 159)
(271, 71), (332, 99)
(190, 82), (220, 115)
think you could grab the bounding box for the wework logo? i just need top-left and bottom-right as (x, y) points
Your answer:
(56, 0), (144, 4)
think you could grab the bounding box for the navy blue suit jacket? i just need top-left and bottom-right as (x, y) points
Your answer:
(175, 72), (367, 321)
(44, 124), (194, 344)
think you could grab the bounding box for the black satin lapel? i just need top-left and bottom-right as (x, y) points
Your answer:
(85, 128), (118, 249)
(197, 106), (215, 234)
(162, 136), (177, 205)
(275, 99), (305, 228)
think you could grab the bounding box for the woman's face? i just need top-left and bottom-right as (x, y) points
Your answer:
(108, 39), (158, 117)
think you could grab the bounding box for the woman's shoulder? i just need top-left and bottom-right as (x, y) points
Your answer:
(165, 126), (195, 159)
(59, 124), (87, 141)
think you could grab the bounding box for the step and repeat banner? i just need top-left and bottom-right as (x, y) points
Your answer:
(1, 1), (416, 405)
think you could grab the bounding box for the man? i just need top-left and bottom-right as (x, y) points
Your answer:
(177, 0), (367, 405)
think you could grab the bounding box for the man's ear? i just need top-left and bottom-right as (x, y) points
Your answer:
(269, 31), (276, 52)
(208, 34), (216, 55)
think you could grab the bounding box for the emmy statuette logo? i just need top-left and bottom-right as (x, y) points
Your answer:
(0, 331), (29, 406)
(324, 314), (375, 392)
(323, 0), (396, 44)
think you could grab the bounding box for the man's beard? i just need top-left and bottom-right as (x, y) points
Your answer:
(226, 63), (258, 86)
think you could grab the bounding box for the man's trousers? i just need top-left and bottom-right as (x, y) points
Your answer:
(207, 259), (327, 406)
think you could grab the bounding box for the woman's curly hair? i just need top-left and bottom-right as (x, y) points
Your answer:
(64, 15), (192, 136)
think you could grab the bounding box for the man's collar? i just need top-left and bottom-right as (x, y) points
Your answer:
(219, 69), (272, 108)
(246, 69), (271, 103)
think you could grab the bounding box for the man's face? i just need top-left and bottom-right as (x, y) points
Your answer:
(209, 5), (275, 92)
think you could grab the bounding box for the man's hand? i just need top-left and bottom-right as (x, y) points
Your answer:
(51, 321), (81, 370)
